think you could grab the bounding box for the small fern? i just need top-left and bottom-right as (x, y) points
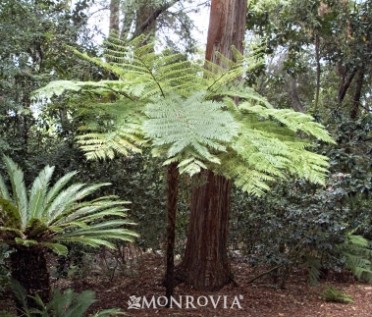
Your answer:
(306, 255), (322, 286)
(321, 286), (353, 304)
(338, 232), (372, 282)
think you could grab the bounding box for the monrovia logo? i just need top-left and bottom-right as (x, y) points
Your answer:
(127, 294), (244, 309)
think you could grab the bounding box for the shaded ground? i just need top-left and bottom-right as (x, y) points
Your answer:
(1, 253), (372, 316)
(70, 254), (372, 317)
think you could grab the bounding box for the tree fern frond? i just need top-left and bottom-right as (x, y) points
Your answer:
(240, 103), (336, 143)
(218, 85), (274, 109)
(143, 93), (238, 172)
(76, 128), (143, 160)
(339, 232), (372, 282)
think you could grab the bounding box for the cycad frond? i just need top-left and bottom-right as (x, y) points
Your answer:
(45, 171), (78, 205)
(28, 165), (55, 219)
(2, 156), (28, 230)
(0, 174), (10, 200)
(0, 157), (137, 254)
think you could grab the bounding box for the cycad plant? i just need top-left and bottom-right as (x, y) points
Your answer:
(0, 156), (138, 309)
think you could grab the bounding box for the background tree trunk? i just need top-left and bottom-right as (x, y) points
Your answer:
(109, 0), (120, 36)
(176, 0), (247, 291)
(314, 32), (321, 112)
(351, 66), (365, 119)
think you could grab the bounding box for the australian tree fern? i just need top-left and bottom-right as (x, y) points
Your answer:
(33, 36), (335, 195)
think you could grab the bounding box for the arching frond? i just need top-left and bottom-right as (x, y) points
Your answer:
(239, 102), (336, 143)
(143, 92), (239, 174)
(2, 156), (28, 230)
(0, 157), (138, 253)
(29, 165), (55, 219)
(217, 105), (332, 195)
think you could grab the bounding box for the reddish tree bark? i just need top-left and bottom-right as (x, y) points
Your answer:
(176, 0), (247, 291)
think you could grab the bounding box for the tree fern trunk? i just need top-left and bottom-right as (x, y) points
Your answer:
(176, 0), (247, 291)
(165, 163), (179, 302)
(10, 247), (50, 312)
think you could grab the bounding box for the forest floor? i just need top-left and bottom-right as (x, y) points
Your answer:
(2, 252), (372, 317)
(76, 253), (372, 317)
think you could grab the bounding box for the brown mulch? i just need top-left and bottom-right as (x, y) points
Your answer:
(69, 254), (372, 317)
(1, 253), (372, 316)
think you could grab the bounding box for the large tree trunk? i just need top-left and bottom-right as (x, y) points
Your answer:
(177, 171), (232, 290)
(10, 248), (50, 313)
(177, 0), (247, 291)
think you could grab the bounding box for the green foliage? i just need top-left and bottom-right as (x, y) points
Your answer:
(230, 180), (349, 285)
(0, 156), (138, 255)
(321, 286), (353, 304)
(221, 100), (333, 194)
(144, 92), (239, 174)
(228, 112), (371, 285)
(12, 283), (123, 317)
(338, 232), (372, 283)
(34, 37), (334, 196)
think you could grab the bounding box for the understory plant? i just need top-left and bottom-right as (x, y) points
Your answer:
(338, 231), (372, 282)
(321, 286), (353, 304)
(12, 283), (124, 317)
(0, 156), (138, 311)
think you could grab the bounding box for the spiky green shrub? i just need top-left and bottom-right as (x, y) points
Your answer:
(0, 156), (138, 306)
